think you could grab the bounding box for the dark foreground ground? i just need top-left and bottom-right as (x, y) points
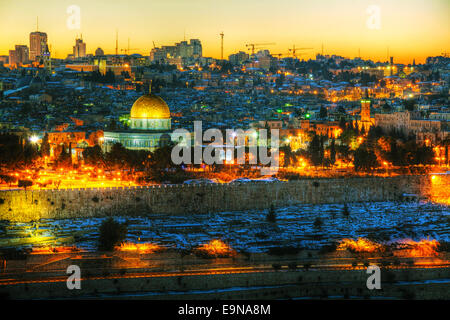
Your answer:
(1, 249), (449, 300)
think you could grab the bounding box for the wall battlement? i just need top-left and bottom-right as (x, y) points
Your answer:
(0, 175), (431, 222)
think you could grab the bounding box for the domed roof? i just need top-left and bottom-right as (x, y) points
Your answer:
(130, 94), (170, 119)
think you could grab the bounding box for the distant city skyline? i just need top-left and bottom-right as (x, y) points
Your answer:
(0, 0), (449, 63)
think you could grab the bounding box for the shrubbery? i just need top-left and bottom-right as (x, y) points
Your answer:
(314, 217), (323, 228)
(266, 204), (276, 223)
(18, 179), (32, 189)
(97, 218), (128, 251)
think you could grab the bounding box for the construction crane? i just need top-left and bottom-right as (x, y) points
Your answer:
(245, 43), (275, 55)
(288, 45), (313, 58)
(120, 48), (140, 55)
(294, 52), (309, 59)
(272, 53), (289, 59)
(119, 38), (140, 55)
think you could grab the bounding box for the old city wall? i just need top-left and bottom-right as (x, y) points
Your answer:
(0, 175), (432, 222)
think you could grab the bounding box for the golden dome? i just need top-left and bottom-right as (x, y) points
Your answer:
(130, 94), (170, 119)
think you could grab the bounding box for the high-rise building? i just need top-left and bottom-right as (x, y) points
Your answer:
(0, 56), (8, 66)
(30, 31), (48, 61)
(9, 45), (29, 67)
(190, 39), (202, 58)
(73, 37), (86, 58)
(229, 51), (249, 65)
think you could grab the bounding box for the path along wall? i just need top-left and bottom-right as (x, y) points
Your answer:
(0, 175), (436, 222)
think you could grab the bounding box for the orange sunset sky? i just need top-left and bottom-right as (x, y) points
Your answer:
(0, 0), (448, 64)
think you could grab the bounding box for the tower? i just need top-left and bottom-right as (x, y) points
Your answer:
(42, 43), (51, 72)
(360, 89), (372, 132)
(9, 45), (29, 67)
(361, 97), (371, 123)
(73, 37), (86, 58)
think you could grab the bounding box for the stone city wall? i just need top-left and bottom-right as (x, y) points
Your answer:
(0, 175), (433, 222)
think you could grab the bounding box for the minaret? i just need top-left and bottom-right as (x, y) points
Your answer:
(361, 89), (371, 125)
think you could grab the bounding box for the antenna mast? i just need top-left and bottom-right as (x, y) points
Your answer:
(115, 30), (118, 55)
(220, 32), (224, 60)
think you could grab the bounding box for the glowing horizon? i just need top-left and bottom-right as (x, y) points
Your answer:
(0, 0), (448, 64)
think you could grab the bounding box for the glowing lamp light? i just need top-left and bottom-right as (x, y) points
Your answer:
(29, 135), (39, 143)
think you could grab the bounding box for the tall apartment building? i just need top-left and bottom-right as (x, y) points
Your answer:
(189, 39), (202, 58)
(9, 45), (29, 67)
(150, 39), (202, 63)
(229, 51), (249, 65)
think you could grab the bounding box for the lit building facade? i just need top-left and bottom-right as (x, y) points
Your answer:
(73, 38), (86, 58)
(150, 39), (202, 64)
(358, 98), (375, 131)
(9, 45), (29, 67)
(29, 31), (48, 61)
(374, 110), (445, 143)
(95, 47), (104, 56)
